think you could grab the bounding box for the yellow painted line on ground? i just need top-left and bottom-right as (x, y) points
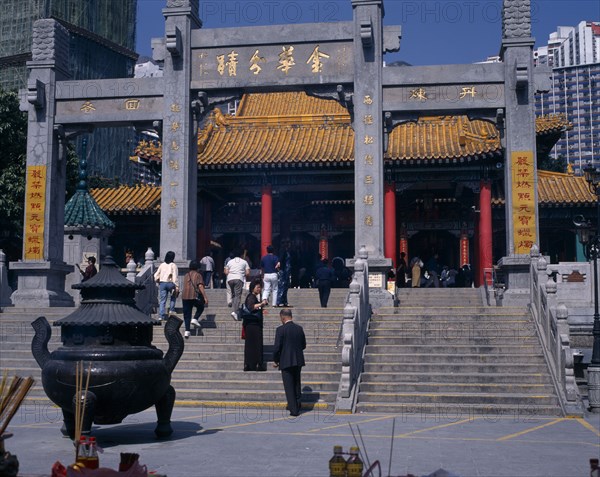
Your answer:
(174, 400), (328, 410)
(201, 415), (292, 431)
(575, 418), (600, 437)
(496, 418), (566, 441)
(397, 417), (481, 437)
(219, 429), (600, 448)
(308, 415), (393, 432)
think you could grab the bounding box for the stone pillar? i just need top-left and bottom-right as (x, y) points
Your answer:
(10, 19), (74, 307)
(384, 181), (397, 267)
(261, 184), (273, 256)
(479, 180), (493, 285)
(350, 0), (392, 308)
(160, 0), (200, 269)
(498, 0), (537, 299)
(501, 0), (538, 256)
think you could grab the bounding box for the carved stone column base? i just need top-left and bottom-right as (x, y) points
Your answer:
(9, 261), (74, 307)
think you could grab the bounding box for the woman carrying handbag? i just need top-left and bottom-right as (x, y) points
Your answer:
(242, 278), (268, 371)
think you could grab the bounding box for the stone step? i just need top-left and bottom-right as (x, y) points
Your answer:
(363, 353), (546, 364)
(369, 320), (535, 334)
(167, 358), (342, 372)
(170, 378), (339, 392)
(363, 362), (550, 374)
(359, 382), (556, 394)
(369, 333), (539, 347)
(364, 344), (544, 354)
(354, 402), (562, 417)
(374, 310), (530, 319)
(172, 388), (336, 403)
(357, 391), (559, 406)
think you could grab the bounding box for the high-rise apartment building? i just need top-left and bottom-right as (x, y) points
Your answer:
(0, 0), (139, 183)
(534, 21), (600, 171)
(536, 64), (600, 171)
(535, 22), (600, 68)
(0, 0), (137, 90)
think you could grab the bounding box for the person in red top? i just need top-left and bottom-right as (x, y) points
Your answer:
(77, 256), (97, 282)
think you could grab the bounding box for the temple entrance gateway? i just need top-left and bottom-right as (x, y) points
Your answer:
(408, 231), (462, 271)
(14, 0), (543, 307)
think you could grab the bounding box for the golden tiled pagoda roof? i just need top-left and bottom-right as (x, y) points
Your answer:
(197, 103), (354, 168)
(536, 114), (571, 135)
(132, 92), (570, 166)
(90, 184), (161, 215)
(491, 170), (596, 207)
(387, 116), (500, 163)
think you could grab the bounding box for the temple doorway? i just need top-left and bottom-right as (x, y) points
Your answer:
(408, 230), (461, 270)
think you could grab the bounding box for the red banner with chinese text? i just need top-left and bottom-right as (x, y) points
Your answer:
(24, 166), (46, 260)
(511, 151), (537, 255)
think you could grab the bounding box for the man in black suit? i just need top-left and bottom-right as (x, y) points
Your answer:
(273, 308), (306, 416)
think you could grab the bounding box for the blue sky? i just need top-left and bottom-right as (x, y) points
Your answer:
(136, 1), (599, 65)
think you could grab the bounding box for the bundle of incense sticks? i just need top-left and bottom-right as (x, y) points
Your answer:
(0, 370), (35, 435)
(74, 361), (92, 446)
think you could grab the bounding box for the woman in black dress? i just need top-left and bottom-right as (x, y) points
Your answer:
(243, 277), (268, 371)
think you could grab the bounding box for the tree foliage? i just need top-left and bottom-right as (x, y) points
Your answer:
(0, 88), (79, 259)
(0, 89), (27, 258)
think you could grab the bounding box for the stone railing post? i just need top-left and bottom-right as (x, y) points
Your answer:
(339, 302), (357, 399)
(134, 247), (158, 315)
(126, 260), (137, 282)
(544, 266), (557, 346)
(555, 303), (579, 406)
(143, 247), (155, 269)
(337, 249), (371, 412)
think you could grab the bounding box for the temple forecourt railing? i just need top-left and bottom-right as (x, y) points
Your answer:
(529, 247), (584, 416)
(336, 246), (371, 412)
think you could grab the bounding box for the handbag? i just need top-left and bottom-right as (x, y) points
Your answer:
(241, 324), (246, 340)
(187, 274), (205, 304)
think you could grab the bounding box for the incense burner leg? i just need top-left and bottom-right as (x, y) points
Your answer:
(61, 409), (75, 438)
(70, 391), (97, 436)
(154, 385), (175, 439)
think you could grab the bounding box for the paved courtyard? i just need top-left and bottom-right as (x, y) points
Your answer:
(8, 403), (600, 477)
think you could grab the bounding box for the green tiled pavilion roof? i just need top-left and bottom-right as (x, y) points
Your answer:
(64, 190), (115, 229)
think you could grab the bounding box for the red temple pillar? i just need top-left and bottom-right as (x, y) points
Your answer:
(384, 181), (397, 267)
(478, 180), (493, 286)
(261, 184), (272, 256)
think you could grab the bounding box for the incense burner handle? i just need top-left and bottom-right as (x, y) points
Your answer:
(31, 317), (51, 369)
(162, 315), (184, 373)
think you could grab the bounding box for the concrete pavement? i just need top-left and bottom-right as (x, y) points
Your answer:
(7, 403), (600, 477)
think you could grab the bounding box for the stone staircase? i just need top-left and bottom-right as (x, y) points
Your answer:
(0, 288), (348, 412)
(356, 288), (563, 417)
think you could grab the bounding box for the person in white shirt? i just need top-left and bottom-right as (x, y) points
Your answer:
(224, 249), (250, 320)
(200, 252), (215, 289)
(153, 251), (179, 321)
